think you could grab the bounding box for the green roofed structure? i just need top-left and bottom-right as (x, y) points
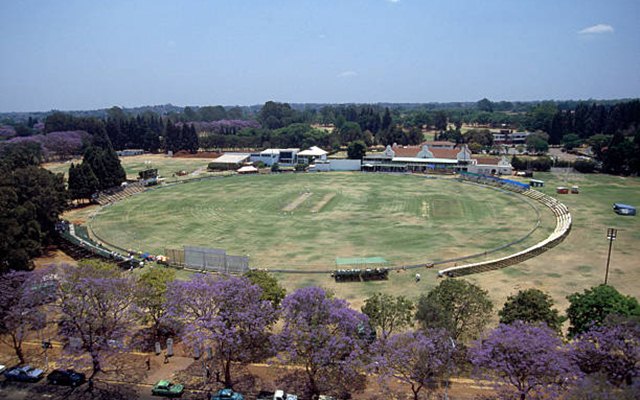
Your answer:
(336, 257), (388, 267)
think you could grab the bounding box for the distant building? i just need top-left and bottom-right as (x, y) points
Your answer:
(363, 143), (472, 173)
(297, 146), (328, 164)
(250, 148), (300, 166)
(468, 156), (513, 175)
(208, 153), (250, 170)
(493, 130), (532, 145)
(117, 149), (144, 156)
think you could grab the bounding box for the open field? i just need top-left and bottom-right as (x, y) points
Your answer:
(44, 154), (215, 182)
(464, 172), (640, 314)
(89, 173), (546, 274)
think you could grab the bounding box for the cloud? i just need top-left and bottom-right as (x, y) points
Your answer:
(337, 71), (358, 78)
(578, 24), (614, 34)
(387, 0), (400, 3)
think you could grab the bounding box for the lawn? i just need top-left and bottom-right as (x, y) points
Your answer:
(73, 165), (640, 317)
(89, 172), (544, 274)
(43, 154), (215, 182)
(465, 171), (640, 315)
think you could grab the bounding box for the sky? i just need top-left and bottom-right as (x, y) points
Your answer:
(0, 0), (639, 112)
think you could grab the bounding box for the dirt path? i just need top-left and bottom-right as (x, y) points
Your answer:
(311, 192), (336, 213)
(282, 192), (312, 212)
(144, 356), (194, 384)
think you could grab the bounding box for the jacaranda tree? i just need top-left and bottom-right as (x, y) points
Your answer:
(276, 286), (370, 399)
(0, 268), (55, 364)
(372, 329), (456, 400)
(57, 261), (139, 377)
(469, 321), (579, 400)
(166, 274), (277, 388)
(570, 320), (640, 388)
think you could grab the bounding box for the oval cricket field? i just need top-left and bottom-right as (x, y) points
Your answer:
(89, 173), (548, 270)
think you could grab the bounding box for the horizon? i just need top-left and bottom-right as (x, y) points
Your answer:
(1, 0), (639, 112)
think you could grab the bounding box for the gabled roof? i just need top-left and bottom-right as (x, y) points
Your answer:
(212, 153), (250, 164)
(472, 156), (501, 166)
(392, 145), (462, 160)
(298, 146), (328, 156)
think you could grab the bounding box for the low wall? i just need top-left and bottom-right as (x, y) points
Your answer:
(437, 184), (572, 277)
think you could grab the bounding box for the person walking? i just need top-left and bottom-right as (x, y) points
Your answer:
(146, 357), (151, 370)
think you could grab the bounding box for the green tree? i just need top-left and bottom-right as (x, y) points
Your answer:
(433, 111), (448, 131)
(566, 285), (640, 337)
(498, 288), (563, 332)
(477, 98), (493, 113)
(381, 107), (392, 132)
(258, 101), (295, 129)
(347, 140), (366, 160)
(136, 267), (176, 340)
(182, 124), (199, 153)
(561, 133), (582, 151)
(338, 122), (364, 144)
(243, 270), (286, 307)
(68, 162), (99, 203)
(415, 279), (493, 342)
(81, 128), (126, 190)
(526, 132), (550, 154)
(361, 293), (414, 340)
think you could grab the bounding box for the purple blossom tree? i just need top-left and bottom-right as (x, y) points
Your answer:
(0, 268), (55, 364)
(165, 274), (277, 388)
(275, 286), (370, 399)
(57, 261), (139, 377)
(6, 130), (88, 160)
(371, 329), (456, 400)
(569, 321), (640, 387)
(468, 321), (579, 400)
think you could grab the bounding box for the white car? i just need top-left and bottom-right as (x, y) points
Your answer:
(0, 365), (6, 374)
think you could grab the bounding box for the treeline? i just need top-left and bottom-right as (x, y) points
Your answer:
(3, 262), (638, 399)
(0, 142), (68, 272)
(0, 122), (127, 272)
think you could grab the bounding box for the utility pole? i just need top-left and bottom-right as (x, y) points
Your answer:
(444, 337), (456, 400)
(604, 228), (617, 285)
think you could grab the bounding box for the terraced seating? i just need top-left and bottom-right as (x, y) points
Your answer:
(438, 186), (572, 277)
(96, 181), (146, 205)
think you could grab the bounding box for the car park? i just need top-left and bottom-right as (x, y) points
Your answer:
(210, 388), (244, 400)
(3, 365), (44, 382)
(152, 380), (184, 397)
(47, 369), (86, 386)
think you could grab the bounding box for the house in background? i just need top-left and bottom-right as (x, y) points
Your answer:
(467, 156), (513, 175)
(297, 146), (328, 165)
(250, 148), (300, 166)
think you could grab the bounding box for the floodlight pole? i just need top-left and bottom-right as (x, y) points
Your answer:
(604, 228), (617, 285)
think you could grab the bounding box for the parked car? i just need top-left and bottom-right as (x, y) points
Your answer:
(151, 380), (184, 397)
(257, 389), (298, 400)
(210, 388), (244, 400)
(0, 365), (6, 375)
(3, 365), (44, 382)
(47, 369), (86, 386)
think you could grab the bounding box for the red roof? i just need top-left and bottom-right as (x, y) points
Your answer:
(390, 144), (462, 160)
(391, 146), (421, 157)
(472, 156), (501, 165)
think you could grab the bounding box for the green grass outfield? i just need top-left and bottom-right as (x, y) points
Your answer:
(89, 172), (547, 271)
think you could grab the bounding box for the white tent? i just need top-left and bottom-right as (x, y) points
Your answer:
(237, 165), (258, 174)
